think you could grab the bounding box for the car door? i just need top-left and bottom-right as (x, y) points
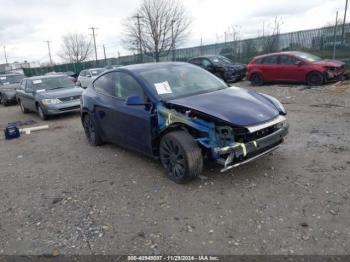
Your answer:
(18, 80), (35, 110)
(259, 55), (280, 81)
(93, 71), (154, 155)
(278, 55), (306, 82)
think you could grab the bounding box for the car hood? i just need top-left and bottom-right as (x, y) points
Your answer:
(167, 87), (280, 127)
(35, 87), (83, 99)
(313, 59), (345, 67)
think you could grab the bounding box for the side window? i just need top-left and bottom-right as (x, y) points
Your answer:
(201, 59), (212, 68)
(94, 73), (115, 97)
(115, 72), (144, 100)
(19, 80), (26, 90)
(262, 56), (278, 64)
(280, 55), (297, 65)
(190, 58), (201, 66)
(254, 58), (263, 64)
(86, 71), (92, 77)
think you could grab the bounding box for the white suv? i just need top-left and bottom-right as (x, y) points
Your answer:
(77, 68), (105, 88)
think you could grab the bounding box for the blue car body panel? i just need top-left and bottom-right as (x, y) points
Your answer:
(81, 62), (288, 167)
(167, 87), (280, 127)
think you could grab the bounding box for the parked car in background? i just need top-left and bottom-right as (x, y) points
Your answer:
(16, 75), (83, 120)
(45, 71), (78, 83)
(104, 64), (122, 70)
(77, 68), (105, 88)
(0, 73), (25, 106)
(188, 55), (247, 83)
(247, 51), (346, 86)
(81, 62), (288, 183)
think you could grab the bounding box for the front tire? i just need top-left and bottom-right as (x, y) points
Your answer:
(37, 104), (48, 120)
(307, 72), (324, 86)
(159, 131), (203, 184)
(83, 114), (103, 146)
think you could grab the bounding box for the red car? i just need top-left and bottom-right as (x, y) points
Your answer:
(247, 51), (346, 86)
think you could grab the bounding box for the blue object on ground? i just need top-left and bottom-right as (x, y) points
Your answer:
(4, 125), (20, 140)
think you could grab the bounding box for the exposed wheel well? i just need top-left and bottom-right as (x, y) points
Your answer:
(154, 123), (203, 156)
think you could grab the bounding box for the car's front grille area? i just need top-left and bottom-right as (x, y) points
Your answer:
(59, 105), (80, 111)
(59, 95), (80, 102)
(233, 124), (280, 143)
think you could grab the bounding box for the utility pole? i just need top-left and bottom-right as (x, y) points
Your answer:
(333, 11), (339, 59)
(133, 14), (143, 63)
(89, 27), (98, 61)
(171, 19), (176, 61)
(103, 44), (107, 65)
(341, 0), (349, 45)
(3, 46), (8, 64)
(45, 41), (52, 65)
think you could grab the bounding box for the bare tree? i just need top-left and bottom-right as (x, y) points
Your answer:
(123, 0), (191, 62)
(58, 33), (93, 63)
(261, 17), (283, 53)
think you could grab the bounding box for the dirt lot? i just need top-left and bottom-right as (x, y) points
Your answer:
(0, 81), (349, 255)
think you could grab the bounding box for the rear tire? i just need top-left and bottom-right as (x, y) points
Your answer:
(37, 104), (48, 120)
(250, 73), (264, 86)
(159, 131), (203, 184)
(0, 94), (8, 106)
(19, 100), (29, 113)
(83, 114), (103, 146)
(307, 72), (324, 86)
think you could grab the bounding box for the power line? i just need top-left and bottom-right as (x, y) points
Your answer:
(45, 40), (53, 65)
(89, 27), (98, 61)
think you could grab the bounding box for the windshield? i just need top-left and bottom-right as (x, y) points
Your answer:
(208, 56), (232, 66)
(295, 52), (322, 62)
(0, 75), (25, 85)
(139, 64), (227, 100)
(28, 76), (75, 91)
(90, 69), (104, 76)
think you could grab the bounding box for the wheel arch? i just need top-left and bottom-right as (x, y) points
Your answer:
(154, 122), (203, 155)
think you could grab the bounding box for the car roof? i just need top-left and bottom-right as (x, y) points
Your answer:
(119, 62), (190, 72)
(24, 75), (67, 80)
(253, 51), (305, 60)
(188, 55), (223, 60)
(0, 73), (25, 77)
(88, 68), (104, 71)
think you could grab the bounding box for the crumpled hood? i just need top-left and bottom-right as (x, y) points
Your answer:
(167, 87), (280, 127)
(35, 87), (83, 99)
(225, 64), (246, 71)
(313, 59), (345, 67)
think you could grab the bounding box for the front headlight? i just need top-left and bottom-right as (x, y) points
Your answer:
(260, 93), (286, 115)
(41, 98), (62, 105)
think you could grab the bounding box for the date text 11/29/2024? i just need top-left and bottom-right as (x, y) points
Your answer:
(127, 255), (220, 261)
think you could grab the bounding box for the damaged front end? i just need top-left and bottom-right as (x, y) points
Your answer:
(156, 103), (288, 172)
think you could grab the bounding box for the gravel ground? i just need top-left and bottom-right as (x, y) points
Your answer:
(0, 81), (349, 255)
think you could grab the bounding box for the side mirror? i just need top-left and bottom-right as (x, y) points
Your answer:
(87, 75), (92, 78)
(125, 95), (144, 105)
(75, 81), (82, 87)
(295, 61), (303, 66)
(206, 64), (214, 70)
(25, 88), (34, 93)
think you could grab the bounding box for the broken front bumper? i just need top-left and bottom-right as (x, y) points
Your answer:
(216, 124), (289, 172)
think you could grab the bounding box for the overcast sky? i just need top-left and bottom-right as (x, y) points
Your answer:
(0, 0), (346, 64)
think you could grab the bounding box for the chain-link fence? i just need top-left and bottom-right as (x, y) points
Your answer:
(23, 23), (350, 77)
